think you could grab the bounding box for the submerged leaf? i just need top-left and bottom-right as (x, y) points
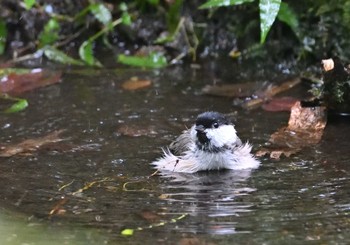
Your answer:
(79, 41), (102, 67)
(0, 68), (62, 94)
(117, 52), (167, 68)
(242, 77), (301, 110)
(121, 77), (152, 91)
(262, 97), (299, 112)
(116, 124), (157, 137)
(202, 82), (259, 97)
(259, 0), (281, 43)
(0, 20), (7, 55)
(0, 129), (66, 157)
(199, 0), (254, 9)
(44, 46), (85, 66)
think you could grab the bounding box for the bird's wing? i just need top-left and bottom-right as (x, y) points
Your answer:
(169, 129), (193, 155)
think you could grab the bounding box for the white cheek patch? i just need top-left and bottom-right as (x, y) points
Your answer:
(206, 125), (237, 147)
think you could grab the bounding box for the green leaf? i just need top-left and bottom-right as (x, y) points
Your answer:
(90, 3), (112, 26)
(119, 2), (128, 12)
(147, 0), (159, 5)
(79, 41), (102, 67)
(117, 52), (168, 68)
(166, 0), (183, 33)
(73, 5), (91, 22)
(0, 20), (7, 55)
(0, 68), (32, 76)
(259, 0), (281, 43)
(38, 18), (60, 47)
(342, 1), (350, 31)
(277, 2), (299, 36)
(4, 98), (28, 113)
(121, 229), (134, 236)
(23, 0), (35, 10)
(43, 46), (85, 66)
(121, 12), (132, 26)
(0, 94), (28, 113)
(119, 3), (132, 26)
(199, 0), (254, 9)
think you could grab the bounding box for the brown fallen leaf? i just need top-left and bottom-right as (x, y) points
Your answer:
(49, 196), (68, 216)
(255, 146), (300, 159)
(256, 101), (327, 159)
(202, 77), (301, 110)
(122, 77), (152, 91)
(140, 210), (161, 223)
(242, 77), (301, 110)
(0, 69), (62, 95)
(115, 124), (157, 137)
(202, 82), (258, 97)
(262, 97), (299, 112)
(0, 129), (66, 157)
(41, 142), (102, 153)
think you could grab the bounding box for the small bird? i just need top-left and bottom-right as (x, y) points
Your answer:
(151, 111), (260, 173)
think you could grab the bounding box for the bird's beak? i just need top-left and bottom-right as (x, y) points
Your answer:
(195, 125), (205, 133)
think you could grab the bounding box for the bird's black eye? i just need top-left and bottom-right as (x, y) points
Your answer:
(213, 122), (219, 128)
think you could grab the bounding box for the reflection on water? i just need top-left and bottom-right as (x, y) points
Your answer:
(0, 64), (350, 244)
(157, 170), (257, 235)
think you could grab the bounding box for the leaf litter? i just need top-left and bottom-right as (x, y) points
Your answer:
(0, 129), (67, 157)
(256, 101), (327, 159)
(202, 77), (301, 110)
(0, 68), (62, 95)
(121, 76), (152, 91)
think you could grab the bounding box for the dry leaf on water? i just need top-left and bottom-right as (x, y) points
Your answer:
(202, 77), (301, 110)
(202, 82), (258, 97)
(140, 210), (161, 223)
(0, 69), (62, 95)
(256, 101), (327, 159)
(49, 197), (68, 216)
(122, 77), (152, 91)
(261, 97), (299, 112)
(0, 129), (66, 157)
(115, 124), (157, 137)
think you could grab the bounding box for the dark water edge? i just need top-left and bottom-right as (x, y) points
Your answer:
(1, 62), (350, 244)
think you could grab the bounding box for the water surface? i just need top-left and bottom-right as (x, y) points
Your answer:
(0, 62), (350, 244)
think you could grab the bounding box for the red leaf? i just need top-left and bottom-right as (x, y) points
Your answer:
(262, 97), (299, 112)
(0, 69), (62, 95)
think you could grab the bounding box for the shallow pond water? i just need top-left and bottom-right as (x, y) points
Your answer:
(1, 62), (350, 244)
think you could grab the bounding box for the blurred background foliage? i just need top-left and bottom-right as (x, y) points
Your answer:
(1, 0), (350, 67)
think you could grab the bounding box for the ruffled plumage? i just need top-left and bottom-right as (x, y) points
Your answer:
(151, 142), (260, 173)
(151, 112), (260, 173)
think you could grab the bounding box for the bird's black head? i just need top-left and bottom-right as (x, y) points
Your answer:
(195, 112), (231, 146)
(195, 111), (230, 130)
